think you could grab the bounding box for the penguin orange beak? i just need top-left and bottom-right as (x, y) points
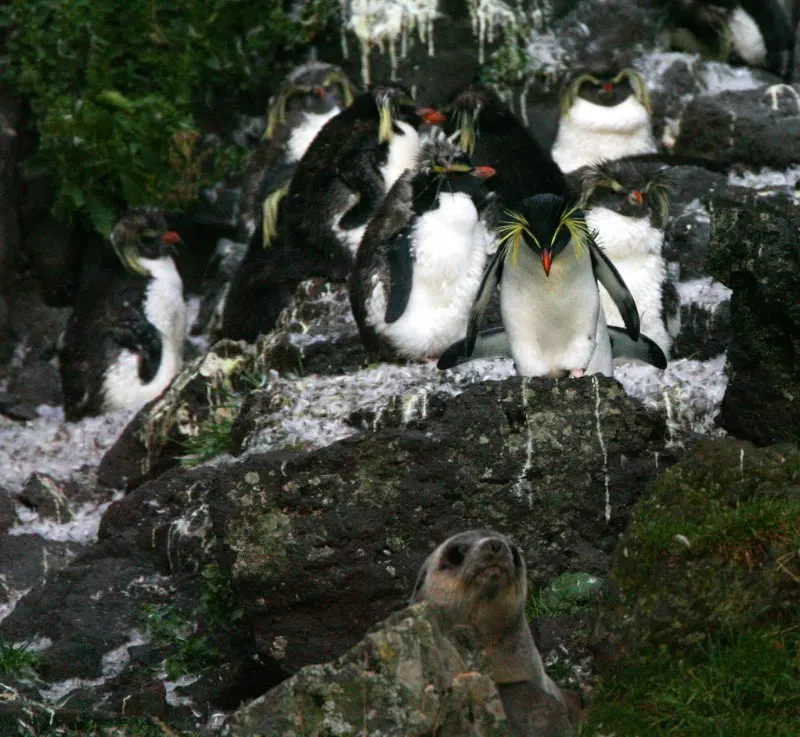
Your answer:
(161, 231), (182, 245)
(417, 107), (447, 125)
(315, 87), (326, 99)
(472, 166), (496, 179)
(541, 248), (553, 277)
(628, 189), (643, 206)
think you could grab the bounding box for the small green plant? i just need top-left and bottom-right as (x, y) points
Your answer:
(178, 405), (236, 468)
(527, 572), (604, 619)
(0, 638), (39, 678)
(141, 563), (242, 680)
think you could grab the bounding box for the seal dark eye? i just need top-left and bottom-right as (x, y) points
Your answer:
(441, 543), (468, 569)
(511, 546), (523, 571)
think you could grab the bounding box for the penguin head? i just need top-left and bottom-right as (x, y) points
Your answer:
(413, 132), (496, 208)
(578, 160), (674, 228)
(445, 83), (511, 156)
(561, 68), (650, 115)
(497, 194), (591, 277)
(110, 208), (181, 277)
(265, 62), (356, 140)
(368, 83), (445, 144)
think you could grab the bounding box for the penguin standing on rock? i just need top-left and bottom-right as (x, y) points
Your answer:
(445, 83), (569, 209)
(573, 159), (679, 358)
(59, 209), (186, 421)
(236, 62), (356, 241)
(350, 133), (498, 360)
(438, 194), (668, 378)
(552, 68), (656, 174)
(661, 0), (795, 79)
(281, 84), (446, 278)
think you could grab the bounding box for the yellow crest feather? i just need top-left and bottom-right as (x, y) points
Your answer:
(378, 101), (394, 144)
(496, 210), (536, 266)
(557, 205), (591, 258)
(261, 182), (290, 248)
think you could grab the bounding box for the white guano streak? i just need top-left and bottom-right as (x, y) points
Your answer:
(592, 376), (611, 522)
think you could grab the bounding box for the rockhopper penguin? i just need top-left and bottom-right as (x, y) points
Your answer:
(552, 68), (656, 174)
(437, 194), (666, 378)
(59, 209), (186, 421)
(218, 85), (444, 342)
(350, 132), (497, 360)
(661, 0), (795, 79)
(574, 159), (679, 358)
(280, 83), (445, 280)
(445, 83), (569, 210)
(236, 61), (357, 241)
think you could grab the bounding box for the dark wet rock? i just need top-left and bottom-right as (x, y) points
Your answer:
(230, 602), (512, 737)
(19, 473), (74, 523)
(5, 278), (70, 366)
(6, 361), (62, 407)
(673, 83), (800, 169)
(671, 300), (731, 360)
(707, 199), (800, 444)
(0, 534), (86, 602)
(0, 492), (17, 533)
(589, 439), (800, 662)
(0, 395), (38, 421)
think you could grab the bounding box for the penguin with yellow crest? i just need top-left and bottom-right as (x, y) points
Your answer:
(438, 194), (667, 377)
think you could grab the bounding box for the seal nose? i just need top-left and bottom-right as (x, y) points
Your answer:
(487, 539), (503, 554)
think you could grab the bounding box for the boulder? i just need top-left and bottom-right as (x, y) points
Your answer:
(708, 198), (800, 444)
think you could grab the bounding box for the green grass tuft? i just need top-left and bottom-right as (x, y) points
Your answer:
(0, 638), (39, 678)
(582, 625), (800, 737)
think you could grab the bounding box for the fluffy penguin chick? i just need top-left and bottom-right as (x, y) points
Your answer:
(577, 159), (679, 358)
(59, 209), (186, 421)
(552, 68), (656, 174)
(280, 84), (445, 282)
(350, 134), (497, 359)
(439, 194), (641, 378)
(237, 61), (356, 240)
(411, 530), (574, 736)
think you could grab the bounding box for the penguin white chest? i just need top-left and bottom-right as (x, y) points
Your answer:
(728, 7), (767, 66)
(587, 208), (671, 355)
(500, 244), (612, 377)
(286, 108), (340, 163)
(552, 96), (656, 173)
(377, 193), (488, 357)
(103, 256), (186, 412)
(380, 121), (421, 190)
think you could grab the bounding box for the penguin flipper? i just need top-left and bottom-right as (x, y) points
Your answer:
(589, 241), (640, 340)
(338, 154), (387, 231)
(466, 240), (508, 355)
(608, 327), (668, 369)
(438, 326), (511, 370)
(385, 231), (414, 323)
(111, 314), (163, 383)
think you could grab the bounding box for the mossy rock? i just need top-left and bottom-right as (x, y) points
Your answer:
(593, 439), (800, 656)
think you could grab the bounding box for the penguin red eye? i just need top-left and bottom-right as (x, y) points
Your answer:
(161, 231), (181, 245)
(442, 543), (468, 569)
(602, 83), (614, 94)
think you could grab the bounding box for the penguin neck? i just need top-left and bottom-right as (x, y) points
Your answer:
(585, 207), (664, 258)
(286, 107), (340, 163)
(380, 121), (421, 190)
(552, 96), (655, 173)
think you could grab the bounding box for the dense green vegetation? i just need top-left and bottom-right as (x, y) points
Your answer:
(0, 0), (336, 234)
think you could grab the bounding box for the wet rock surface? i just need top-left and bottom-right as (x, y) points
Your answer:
(708, 199), (800, 445)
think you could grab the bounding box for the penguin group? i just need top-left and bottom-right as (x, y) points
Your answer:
(57, 0), (798, 417)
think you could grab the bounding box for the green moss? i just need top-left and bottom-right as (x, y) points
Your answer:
(582, 626), (800, 737)
(3, 715), (200, 736)
(0, 638), (39, 678)
(0, 0), (336, 234)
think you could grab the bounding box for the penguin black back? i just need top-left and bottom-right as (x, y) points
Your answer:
(445, 83), (569, 208)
